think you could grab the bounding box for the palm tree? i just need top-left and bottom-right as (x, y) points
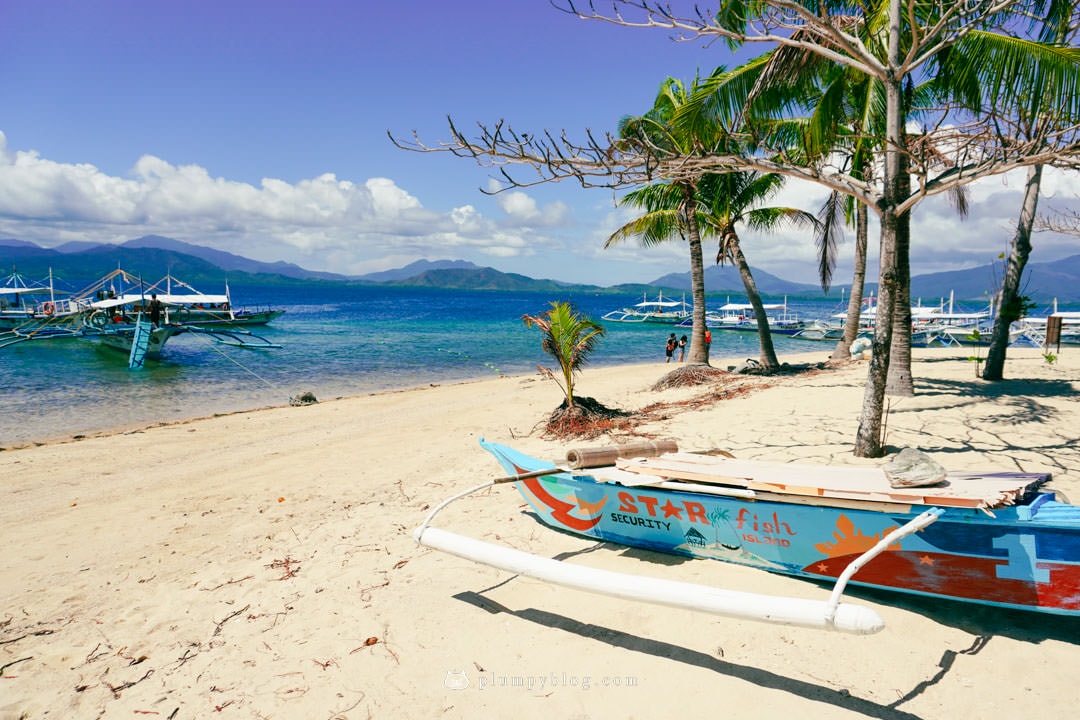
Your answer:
(617, 70), (836, 370)
(677, 4), (1079, 442)
(942, 13), (1080, 379)
(606, 182), (711, 365)
(679, 54), (878, 363)
(609, 169), (820, 370)
(612, 77), (718, 364)
(418, 1), (1080, 457)
(983, 163), (1042, 381)
(522, 301), (605, 409)
(697, 171), (821, 369)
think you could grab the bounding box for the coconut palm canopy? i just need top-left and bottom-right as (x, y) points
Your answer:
(400, 0), (1080, 456)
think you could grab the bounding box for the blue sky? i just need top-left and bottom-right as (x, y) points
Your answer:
(1, 0), (1078, 287)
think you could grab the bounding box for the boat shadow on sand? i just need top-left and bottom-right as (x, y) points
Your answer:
(506, 510), (1080, 645)
(841, 581), (1080, 644)
(452, 536), (1077, 720)
(455, 588), (929, 720)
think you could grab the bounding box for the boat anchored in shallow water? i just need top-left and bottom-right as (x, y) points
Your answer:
(682, 298), (808, 334)
(84, 271), (285, 328)
(602, 292), (690, 324)
(0, 269), (78, 330)
(0, 269), (283, 367)
(416, 439), (1080, 635)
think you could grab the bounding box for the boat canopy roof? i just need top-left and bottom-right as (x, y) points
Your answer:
(834, 306), (990, 321)
(1024, 313), (1080, 325)
(634, 300), (685, 309)
(719, 302), (785, 311)
(0, 285), (55, 296)
(90, 292), (230, 309)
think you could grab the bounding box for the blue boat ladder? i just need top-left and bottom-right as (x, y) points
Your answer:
(128, 314), (152, 369)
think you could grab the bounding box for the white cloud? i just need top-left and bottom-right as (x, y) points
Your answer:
(2, 129), (1078, 284)
(0, 131), (564, 275)
(492, 189), (570, 227)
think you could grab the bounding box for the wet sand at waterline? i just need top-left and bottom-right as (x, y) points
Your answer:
(2, 347), (1078, 719)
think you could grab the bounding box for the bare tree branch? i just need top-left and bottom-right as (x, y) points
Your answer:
(391, 1), (1080, 218)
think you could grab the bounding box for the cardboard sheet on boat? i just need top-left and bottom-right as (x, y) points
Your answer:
(613, 453), (1049, 509)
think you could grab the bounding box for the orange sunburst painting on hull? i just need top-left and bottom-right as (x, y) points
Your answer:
(814, 514), (900, 558)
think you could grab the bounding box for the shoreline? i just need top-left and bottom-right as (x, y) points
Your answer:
(2, 346), (1078, 718)
(0, 346), (832, 451)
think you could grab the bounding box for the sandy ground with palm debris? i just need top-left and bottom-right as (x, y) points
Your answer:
(1, 346), (1078, 719)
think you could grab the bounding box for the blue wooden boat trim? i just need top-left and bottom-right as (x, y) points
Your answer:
(479, 439), (1080, 617)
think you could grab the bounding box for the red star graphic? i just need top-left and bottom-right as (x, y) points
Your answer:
(661, 500), (684, 519)
(919, 555), (935, 566)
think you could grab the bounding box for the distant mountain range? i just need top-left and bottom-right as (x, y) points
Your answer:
(3, 235), (1079, 301)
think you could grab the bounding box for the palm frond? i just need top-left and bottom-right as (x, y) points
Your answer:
(932, 31), (1080, 119)
(815, 191), (845, 292)
(523, 302), (605, 407)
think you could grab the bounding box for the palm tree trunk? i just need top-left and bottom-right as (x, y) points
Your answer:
(886, 158), (913, 396)
(729, 232), (780, 369)
(832, 202), (868, 361)
(684, 189), (710, 364)
(855, 1), (902, 459)
(983, 164), (1042, 381)
(855, 208), (898, 457)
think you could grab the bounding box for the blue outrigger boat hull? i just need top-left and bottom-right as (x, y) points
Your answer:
(480, 440), (1080, 617)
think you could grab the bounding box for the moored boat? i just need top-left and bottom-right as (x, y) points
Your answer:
(602, 292), (690, 323)
(791, 319), (847, 341)
(416, 439), (1080, 633)
(686, 299), (807, 334)
(1018, 311), (1080, 346)
(1, 268), (283, 366)
(87, 271), (285, 327)
(81, 316), (187, 366)
(0, 270), (78, 330)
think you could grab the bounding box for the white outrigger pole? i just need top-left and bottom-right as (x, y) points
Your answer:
(414, 472), (944, 635)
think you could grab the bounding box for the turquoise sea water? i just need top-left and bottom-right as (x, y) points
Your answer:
(0, 284), (1023, 446)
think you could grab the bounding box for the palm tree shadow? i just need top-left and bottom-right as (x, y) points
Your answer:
(915, 376), (1075, 400)
(884, 376), (1079, 455)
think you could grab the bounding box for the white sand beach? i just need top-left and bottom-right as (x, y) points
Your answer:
(2, 347), (1078, 719)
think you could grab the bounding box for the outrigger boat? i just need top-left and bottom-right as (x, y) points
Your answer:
(1, 312), (281, 368)
(1, 268), (282, 367)
(415, 440), (1080, 635)
(1019, 311), (1080, 346)
(680, 299), (807, 335)
(80, 270), (284, 328)
(136, 273), (285, 327)
(601, 292), (690, 324)
(0, 269), (75, 330)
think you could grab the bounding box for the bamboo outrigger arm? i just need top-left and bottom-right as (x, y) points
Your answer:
(414, 473), (946, 635)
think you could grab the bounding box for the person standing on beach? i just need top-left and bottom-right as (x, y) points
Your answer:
(678, 335), (687, 362)
(665, 333), (676, 363)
